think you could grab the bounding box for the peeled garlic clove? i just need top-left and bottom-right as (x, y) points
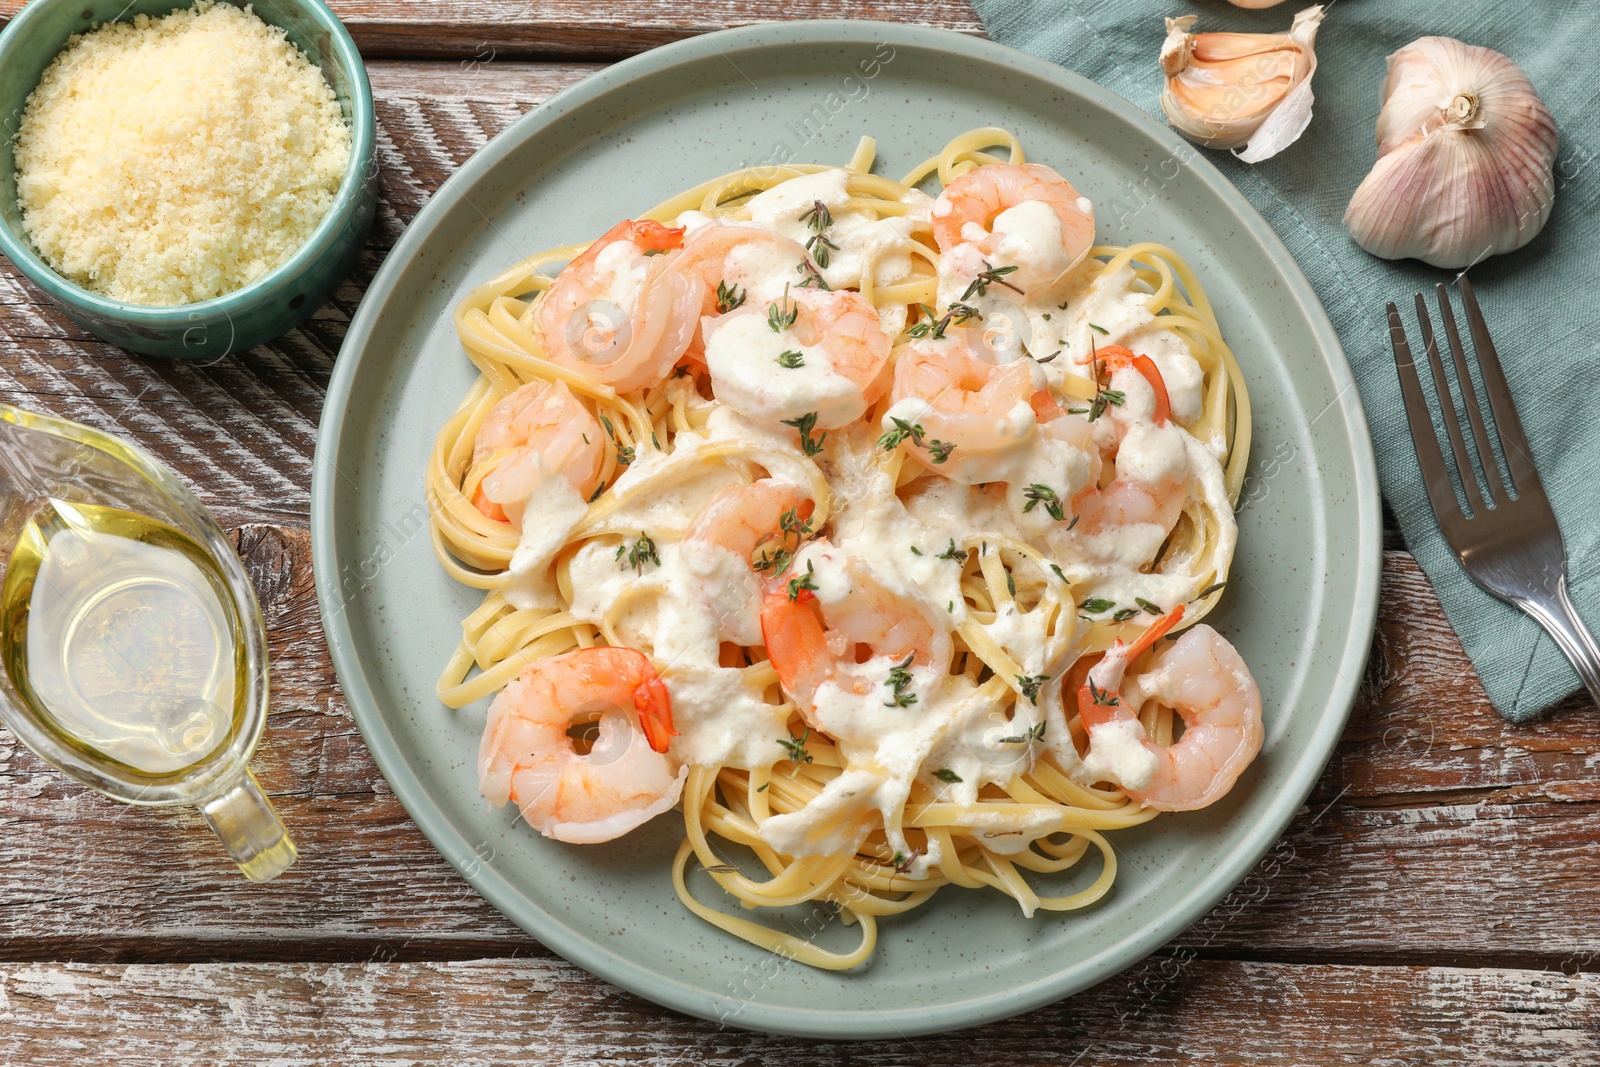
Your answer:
(1344, 37), (1557, 269)
(1159, 6), (1325, 164)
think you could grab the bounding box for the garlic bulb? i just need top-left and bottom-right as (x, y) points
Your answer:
(1344, 37), (1558, 269)
(1159, 6), (1324, 164)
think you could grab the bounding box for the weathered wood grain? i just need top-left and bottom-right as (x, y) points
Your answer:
(0, 1), (983, 59)
(2, 530), (1596, 972)
(1, 958), (1595, 1064)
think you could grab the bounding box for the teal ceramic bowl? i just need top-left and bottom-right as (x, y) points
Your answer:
(0, 0), (376, 358)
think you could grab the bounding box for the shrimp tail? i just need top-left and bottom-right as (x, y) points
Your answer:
(624, 219), (686, 254)
(1126, 604), (1184, 660)
(1082, 344), (1171, 426)
(1077, 605), (1186, 724)
(1131, 355), (1171, 427)
(633, 672), (677, 753)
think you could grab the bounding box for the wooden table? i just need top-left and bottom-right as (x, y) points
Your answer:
(2, 3), (1598, 1061)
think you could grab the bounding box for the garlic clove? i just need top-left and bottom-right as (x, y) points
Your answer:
(1344, 37), (1558, 269)
(1159, 6), (1325, 163)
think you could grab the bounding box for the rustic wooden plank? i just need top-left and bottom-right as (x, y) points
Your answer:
(2, 529), (1598, 970)
(0, 958), (1594, 1064)
(0, 1), (983, 60)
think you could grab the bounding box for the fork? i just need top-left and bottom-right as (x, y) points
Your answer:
(1388, 277), (1600, 708)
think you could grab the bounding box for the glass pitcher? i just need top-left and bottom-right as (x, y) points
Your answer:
(0, 403), (296, 881)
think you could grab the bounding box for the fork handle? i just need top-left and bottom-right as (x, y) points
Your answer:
(1518, 577), (1600, 710)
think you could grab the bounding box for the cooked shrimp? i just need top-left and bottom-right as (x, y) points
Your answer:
(674, 222), (817, 318)
(760, 543), (951, 713)
(479, 646), (685, 843)
(883, 331), (1038, 484)
(702, 288), (891, 429)
(1077, 607), (1264, 811)
(931, 163), (1096, 289)
(684, 480), (813, 646)
(471, 379), (605, 526)
(1083, 344), (1171, 427)
(533, 219), (700, 393)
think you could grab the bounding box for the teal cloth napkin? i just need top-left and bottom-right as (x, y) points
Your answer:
(971, 0), (1600, 721)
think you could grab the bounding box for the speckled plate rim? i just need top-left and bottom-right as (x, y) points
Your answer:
(312, 20), (1382, 1039)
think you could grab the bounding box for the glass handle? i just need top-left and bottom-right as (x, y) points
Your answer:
(199, 768), (298, 882)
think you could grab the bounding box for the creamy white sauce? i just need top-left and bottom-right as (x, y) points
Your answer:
(1081, 718), (1158, 792)
(743, 168), (921, 292)
(493, 162), (1248, 852)
(593, 239), (649, 311)
(704, 311), (865, 428)
(503, 474), (589, 611)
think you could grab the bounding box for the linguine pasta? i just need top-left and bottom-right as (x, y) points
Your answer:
(427, 129), (1257, 969)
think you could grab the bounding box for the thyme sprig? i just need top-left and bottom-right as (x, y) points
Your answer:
(906, 301), (979, 340)
(776, 349), (805, 369)
(795, 259), (831, 290)
(959, 261), (1023, 302)
(781, 411), (826, 456)
(883, 653), (918, 708)
(877, 416), (924, 451)
(615, 532), (660, 574)
(1087, 679), (1119, 707)
(1022, 483), (1065, 521)
(998, 721), (1047, 745)
(767, 285), (798, 332)
(786, 559), (818, 602)
(715, 279), (746, 313)
(1015, 673), (1049, 704)
(777, 727), (814, 771)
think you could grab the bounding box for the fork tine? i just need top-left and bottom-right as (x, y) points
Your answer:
(1389, 302), (1471, 534)
(1413, 292), (1486, 516)
(1459, 276), (1543, 496)
(1435, 283), (1507, 505)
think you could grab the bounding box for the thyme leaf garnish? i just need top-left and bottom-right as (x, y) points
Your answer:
(938, 539), (964, 561)
(998, 720), (1048, 744)
(883, 653), (918, 708)
(618, 532), (659, 574)
(878, 416), (925, 451)
(1079, 596), (1115, 615)
(1088, 679), (1119, 707)
(1112, 607), (1139, 622)
(1022, 483), (1065, 521)
(781, 411), (826, 456)
(767, 285), (798, 333)
(959, 261), (1023, 302)
(777, 727), (814, 771)
(786, 559), (818, 602)
(1016, 673), (1049, 704)
(1197, 581), (1227, 599)
(776, 349), (805, 369)
(715, 279), (747, 313)
(1136, 597), (1164, 616)
(795, 259), (831, 290)
(934, 768), (963, 784)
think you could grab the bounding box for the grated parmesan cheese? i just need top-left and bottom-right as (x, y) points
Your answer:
(13, 1), (351, 306)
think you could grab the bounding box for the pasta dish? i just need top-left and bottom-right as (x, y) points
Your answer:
(427, 129), (1263, 968)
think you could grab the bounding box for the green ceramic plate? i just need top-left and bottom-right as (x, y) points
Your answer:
(313, 21), (1380, 1039)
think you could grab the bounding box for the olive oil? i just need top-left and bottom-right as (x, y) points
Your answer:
(0, 500), (245, 777)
